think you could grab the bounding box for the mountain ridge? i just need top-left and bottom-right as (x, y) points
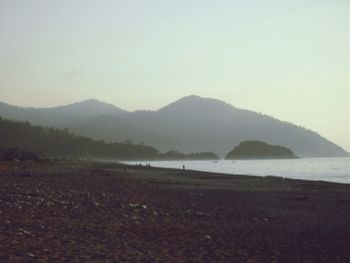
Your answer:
(0, 95), (348, 158)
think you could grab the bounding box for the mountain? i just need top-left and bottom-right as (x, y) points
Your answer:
(0, 116), (159, 160)
(0, 117), (218, 160)
(0, 99), (126, 128)
(225, 141), (298, 159)
(0, 95), (348, 158)
(127, 95), (348, 157)
(75, 114), (178, 150)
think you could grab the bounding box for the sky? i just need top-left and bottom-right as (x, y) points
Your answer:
(0, 0), (349, 151)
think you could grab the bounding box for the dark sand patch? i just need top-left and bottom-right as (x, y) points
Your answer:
(0, 160), (349, 262)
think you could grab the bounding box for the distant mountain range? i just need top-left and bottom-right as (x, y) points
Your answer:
(0, 95), (348, 158)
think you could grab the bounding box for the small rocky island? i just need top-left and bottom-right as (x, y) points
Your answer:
(225, 140), (298, 159)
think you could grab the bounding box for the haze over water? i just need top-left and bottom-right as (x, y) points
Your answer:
(126, 157), (350, 184)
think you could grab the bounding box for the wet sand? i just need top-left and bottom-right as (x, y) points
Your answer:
(0, 160), (349, 262)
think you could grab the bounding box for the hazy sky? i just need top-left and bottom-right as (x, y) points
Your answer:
(0, 0), (349, 151)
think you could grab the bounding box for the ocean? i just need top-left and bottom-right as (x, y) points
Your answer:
(125, 157), (350, 184)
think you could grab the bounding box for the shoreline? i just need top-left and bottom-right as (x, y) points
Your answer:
(121, 158), (350, 185)
(0, 159), (349, 261)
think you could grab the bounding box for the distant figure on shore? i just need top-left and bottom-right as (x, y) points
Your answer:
(183, 165), (185, 170)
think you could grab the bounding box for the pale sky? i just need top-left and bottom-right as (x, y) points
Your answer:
(0, 0), (349, 151)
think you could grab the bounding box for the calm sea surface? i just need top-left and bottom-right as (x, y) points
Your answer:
(125, 157), (350, 184)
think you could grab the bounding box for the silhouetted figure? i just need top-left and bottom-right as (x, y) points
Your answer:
(183, 165), (185, 170)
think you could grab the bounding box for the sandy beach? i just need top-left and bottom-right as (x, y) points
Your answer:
(0, 160), (349, 262)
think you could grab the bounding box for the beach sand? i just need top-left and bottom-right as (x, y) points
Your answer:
(0, 160), (349, 262)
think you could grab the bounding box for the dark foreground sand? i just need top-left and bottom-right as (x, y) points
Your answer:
(0, 160), (349, 262)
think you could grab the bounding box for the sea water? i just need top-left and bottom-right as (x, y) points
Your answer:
(125, 157), (350, 184)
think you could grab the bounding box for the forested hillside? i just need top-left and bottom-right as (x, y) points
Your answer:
(1, 96), (348, 158)
(0, 117), (217, 160)
(225, 141), (298, 159)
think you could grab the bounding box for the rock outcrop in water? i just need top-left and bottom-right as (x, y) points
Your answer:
(225, 141), (298, 159)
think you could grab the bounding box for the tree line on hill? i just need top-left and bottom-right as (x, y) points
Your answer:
(0, 96), (348, 158)
(0, 117), (218, 161)
(225, 140), (298, 159)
